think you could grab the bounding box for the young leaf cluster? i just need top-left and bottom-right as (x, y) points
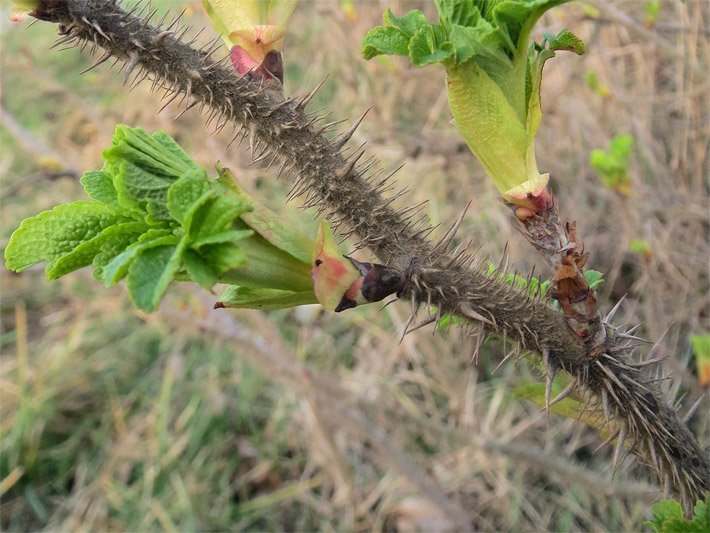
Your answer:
(645, 496), (710, 533)
(361, 0), (585, 199)
(4, 126), (311, 312)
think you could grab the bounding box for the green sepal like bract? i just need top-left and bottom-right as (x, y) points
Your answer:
(361, 0), (585, 200)
(4, 126), (317, 312)
(202, 0), (296, 65)
(217, 286), (317, 310)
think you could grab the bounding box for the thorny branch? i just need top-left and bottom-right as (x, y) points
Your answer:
(27, 0), (709, 508)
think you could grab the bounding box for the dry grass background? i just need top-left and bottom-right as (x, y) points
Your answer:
(1, 1), (708, 531)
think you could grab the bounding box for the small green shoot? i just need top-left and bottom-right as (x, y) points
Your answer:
(5, 126), (316, 312)
(585, 69), (611, 98)
(590, 134), (634, 197)
(630, 239), (653, 261)
(361, 0), (585, 204)
(691, 335), (710, 389)
(645, 1), (662, 28)
(645, 495), (710, 533)
(579, 3), (600, 19)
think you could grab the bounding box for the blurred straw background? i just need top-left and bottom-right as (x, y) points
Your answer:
(1, 1), (708, 530)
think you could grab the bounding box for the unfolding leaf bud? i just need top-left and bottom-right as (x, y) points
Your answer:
(202, 0), (296, 83)
(9, 0), (40, 22)
(312, 221), (403, 312)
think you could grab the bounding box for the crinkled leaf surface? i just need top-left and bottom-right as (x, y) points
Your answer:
(47, 221), (148, 280)
(5, 201), (121, 273)
(5, 125), (316, 313)
(127, 240), (187, 312)
(102, 231), (179, 286)
(80, 169), (119, 205)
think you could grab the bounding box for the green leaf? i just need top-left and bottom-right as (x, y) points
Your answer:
(113, 160), (174, 220)
(650, 499), (684, 527)
(221, 171), (314, 264)
(583, 269), (604, 291)
(629, 239), (652, 256)
(435, 0), (477, 28)
(218, 286), (317, 310)
(80, 169), (119, 205)
(646, 495), (710, 533)
(166, 170), (211, 226)
(383, 8), (429, 38)
(448, 23), (510, 71)
(492, 0), (571, 55)
(198, 242), (247, 275)
(609, 133), (634, 158)
(590, 134), (633, 193)
(694, 496), (709, 529)
(361, 26), (410, 59)
(218, 233), (312, 292)
(514, 381), (606, 431)
(5, 201), (120, 274)
(436, 313), (465, 330)
(151, 130), (197, 171)
(191, 229), (253, 248)
(103, 125), (198, 179)
(182, 248), (218, 290)
(189, 194), (251, 241)
(446, 60), (530, 192)
(101, 230), (177, 286)
(691, 335), (710, 361)
(126, 239), (186, 311)
(545, 29), (585, 54)
(93, 230), (145, 280)
(691, 334), (710, 388)
(645, 1), (662, 24)
(409, 27), (454, 66)
(46, 221), (148, 280)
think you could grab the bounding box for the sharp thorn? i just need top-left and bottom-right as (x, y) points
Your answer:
(331, 107), (372, 151)
(158, 89), (181, 114)
(248, 123), (258, 160)
(611, 425), (627, 476)
(79, 51), (111, 74)
(175, 100), (199, 120)
(122, 53), (140, 85)
(297, 75), (328, 111)
(682, 393), (705, 424)
(604, 294), (627, 323)
(433, 201), (471, 253)
(548, 380), (576, 409)
(592, 428), (620, 454)
(602, 389), (611, 422)
(406, 314), (438, 335)
(492, 347), (517, 374)
(399, 293), (418, 344)
(458, 302), (495, 327)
